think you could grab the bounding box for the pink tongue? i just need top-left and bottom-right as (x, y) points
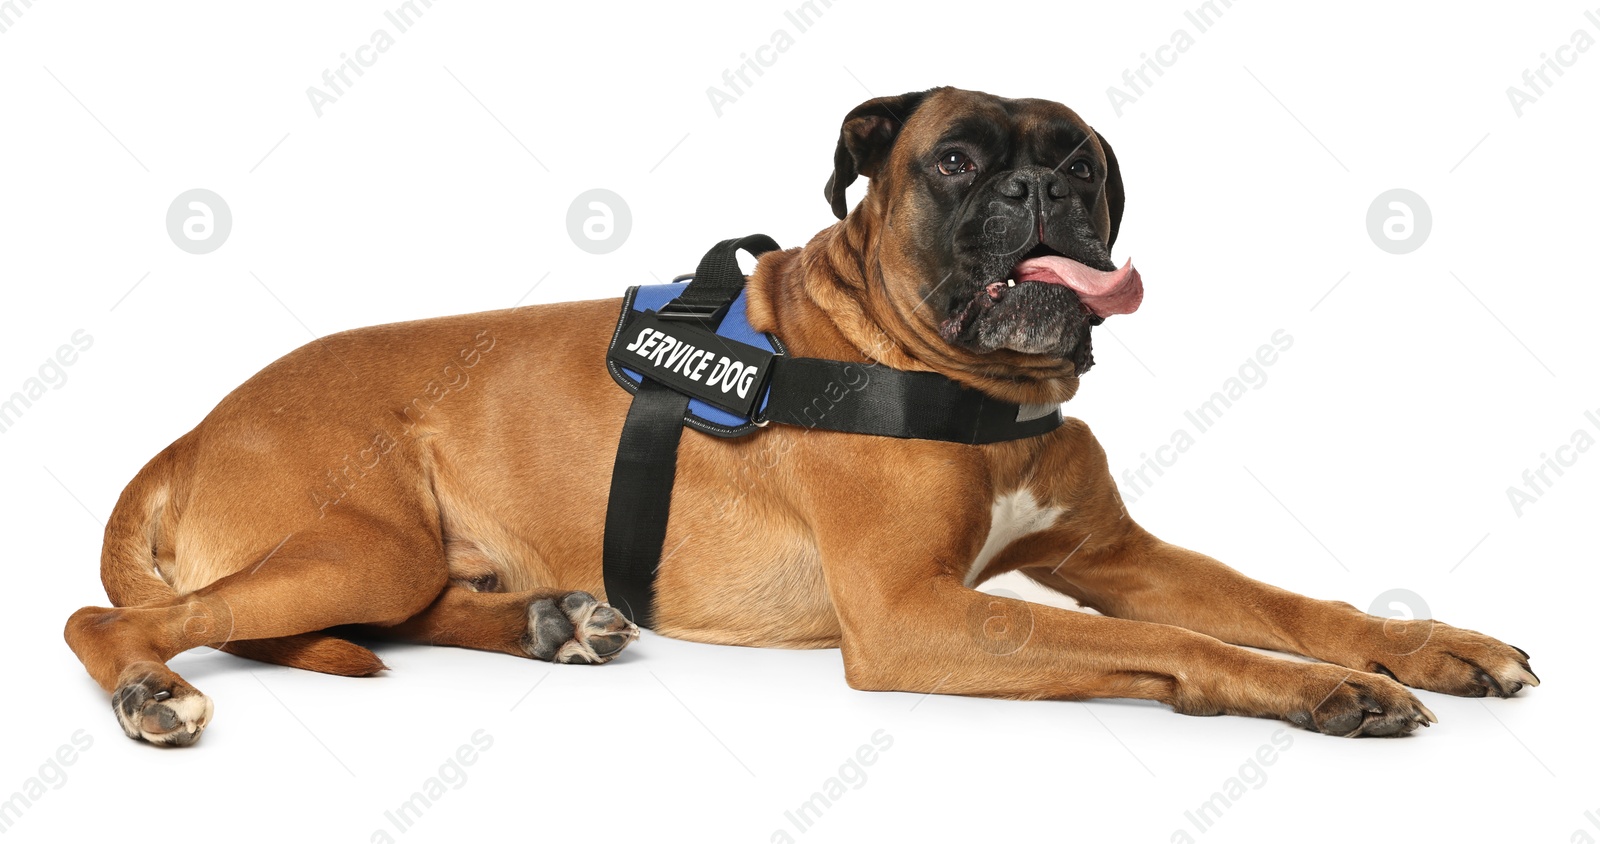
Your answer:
(1013, 256), (1143, 318)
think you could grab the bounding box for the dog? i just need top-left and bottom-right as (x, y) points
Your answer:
(65, 86), (1537, 746)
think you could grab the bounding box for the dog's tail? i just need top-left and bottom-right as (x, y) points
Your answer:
(98, 443), (386, 677)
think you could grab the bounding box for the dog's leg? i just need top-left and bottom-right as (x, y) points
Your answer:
(64, 515), (449, 746)
(808, 448), (1431, 737)
(377, 586), (639, 664)
(1022, 536), (1538, 699)
(828, 570), (1434, 736)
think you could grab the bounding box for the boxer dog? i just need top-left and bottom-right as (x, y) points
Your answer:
(66, 87), (1537, 746)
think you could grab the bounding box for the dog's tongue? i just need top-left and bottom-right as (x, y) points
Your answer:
(1013, 256), (1143, 318)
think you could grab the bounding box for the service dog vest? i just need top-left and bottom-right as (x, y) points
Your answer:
(602, 235), (1064, 628)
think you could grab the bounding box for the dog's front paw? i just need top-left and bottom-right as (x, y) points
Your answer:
(522, 591), (639, 665)
(1286, 666), (1435, 738)
(1365, 618), (1538, 698)
(112, 663), (214, 746)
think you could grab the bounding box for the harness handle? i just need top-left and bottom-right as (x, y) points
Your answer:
(657, 235), (781, 325)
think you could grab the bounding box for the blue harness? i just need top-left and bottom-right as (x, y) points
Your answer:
(606, 280), (784, 438)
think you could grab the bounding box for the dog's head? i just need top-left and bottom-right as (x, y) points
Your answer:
(825, 87), (1138, 380)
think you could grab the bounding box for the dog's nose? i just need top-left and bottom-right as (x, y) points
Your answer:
(997, 167), (1069, 202)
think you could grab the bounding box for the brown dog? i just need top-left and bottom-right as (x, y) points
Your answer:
(65, 87), (1536, 746)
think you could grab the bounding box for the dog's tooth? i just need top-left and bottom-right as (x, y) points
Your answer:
(1006, 278), (1016, 288)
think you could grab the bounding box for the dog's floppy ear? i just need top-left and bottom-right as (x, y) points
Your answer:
(1094, 129), (1125, 250)
(825, 90), (932, 220)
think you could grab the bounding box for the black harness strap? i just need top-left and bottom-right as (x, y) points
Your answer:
(600, 380), (690, 629)
(759, 358), (1062, 444)
(603, 235), (779, 628)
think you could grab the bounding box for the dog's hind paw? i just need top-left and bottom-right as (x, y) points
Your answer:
(522, 591), (639, 665)
(112, 664), (213, 747)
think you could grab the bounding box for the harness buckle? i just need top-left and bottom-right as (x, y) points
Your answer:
(656, 299), (730, 324)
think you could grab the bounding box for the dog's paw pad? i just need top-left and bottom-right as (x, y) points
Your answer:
(112, 669), (213, 747)
(1294, 674), (1435, 738)
(523, 591), (639, 665)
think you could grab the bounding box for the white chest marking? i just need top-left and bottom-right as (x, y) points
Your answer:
(963, 490), (1065, 587)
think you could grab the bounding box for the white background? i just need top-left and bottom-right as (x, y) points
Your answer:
(2, 1), (1597, 842)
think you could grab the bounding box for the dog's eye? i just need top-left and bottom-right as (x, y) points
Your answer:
(1068, 160), (1094, 181)
(936, 151), (975, 176)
